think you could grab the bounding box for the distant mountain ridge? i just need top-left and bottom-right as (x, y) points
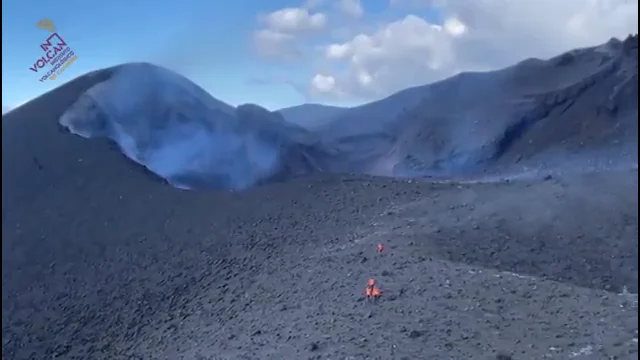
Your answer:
(277, 103), (348, 130)
(310, 34), (638, 177)
(39, 34), (640, 189)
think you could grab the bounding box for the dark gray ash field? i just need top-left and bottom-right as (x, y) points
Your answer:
(2, 35), (638, 360)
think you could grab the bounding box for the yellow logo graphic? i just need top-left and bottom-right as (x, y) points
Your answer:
(37, 18), (56, 33)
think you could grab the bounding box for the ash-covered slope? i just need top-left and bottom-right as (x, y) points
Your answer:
(2, 70), (223, 358)
(317, 35), (638, 177)
(59, 63), (319, 190)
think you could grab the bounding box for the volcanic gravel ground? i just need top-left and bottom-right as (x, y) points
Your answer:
(132, 170), (639, 360)
(4, 162), (636, 359)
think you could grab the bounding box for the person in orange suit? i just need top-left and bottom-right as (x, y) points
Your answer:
(365, 279), (381, 300)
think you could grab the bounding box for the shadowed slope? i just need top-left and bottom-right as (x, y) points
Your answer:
(2, 68), (238, 359)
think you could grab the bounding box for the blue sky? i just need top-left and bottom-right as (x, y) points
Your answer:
(2, 0), (432, 111)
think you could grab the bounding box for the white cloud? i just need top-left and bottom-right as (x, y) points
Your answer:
(443, 17), (466, 37)
(316, 14), (461, 98)
(253, 29), (301, 61)
(310, 73), (352, 99)
(253, 7), (327, 60)
(311, 74), (337, 93)
(309, 0), (638, 100)
(338, 0), (364, 18)
(326, 43), (351, 59)
(261, 8), (327, 33)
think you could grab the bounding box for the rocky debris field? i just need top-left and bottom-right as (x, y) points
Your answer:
(4, 158), (636, 359)
(133, 169), (638, 360)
